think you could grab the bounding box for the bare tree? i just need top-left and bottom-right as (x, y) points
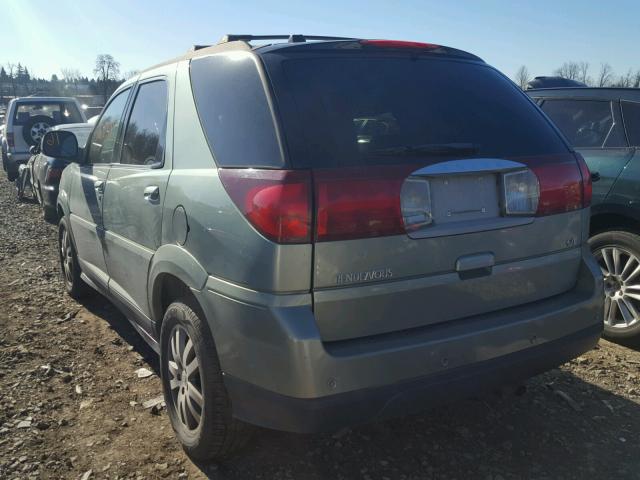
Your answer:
(597, 63), (613, 87)
(5, 62), (17, 97)
(93, 54), (121, 103)
(578, 61), (590, 85)
(614, 69), (634, 88)
(61, 67), (82, 95)
(514, 65), (531, 89)
(633, 70), (640, 88)
(554, 62), (580, 80)
(123, 70), (140, 81)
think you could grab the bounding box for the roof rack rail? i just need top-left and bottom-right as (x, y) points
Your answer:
(218, 34), (356, 45)
(191, 44), (212, 51)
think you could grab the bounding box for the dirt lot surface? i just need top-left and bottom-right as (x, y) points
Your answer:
(1, 177), (640, 480)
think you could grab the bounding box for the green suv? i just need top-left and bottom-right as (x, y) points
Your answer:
(529, 88), (640, 339)
(45, 35), (602, 460)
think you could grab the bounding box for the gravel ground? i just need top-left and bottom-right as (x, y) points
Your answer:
(1, 176), (640, 480)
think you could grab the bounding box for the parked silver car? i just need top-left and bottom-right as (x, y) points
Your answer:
(45, 35), (603, 460)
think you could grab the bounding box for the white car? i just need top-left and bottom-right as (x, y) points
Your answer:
(3, 97), (86, 181)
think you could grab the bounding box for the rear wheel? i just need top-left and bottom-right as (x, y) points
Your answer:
(58, 217), (90, 299)
(160, 299), (251, 461)
(590, 230), (640, 340)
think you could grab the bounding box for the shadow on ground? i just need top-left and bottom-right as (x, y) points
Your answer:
(77, 294), (640, 480)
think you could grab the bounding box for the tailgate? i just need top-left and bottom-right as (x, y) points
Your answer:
(312, 157), (586, 342)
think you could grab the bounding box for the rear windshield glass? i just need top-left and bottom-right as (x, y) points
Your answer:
(269, 56), (569, 168)
(13, 102), (83, 126)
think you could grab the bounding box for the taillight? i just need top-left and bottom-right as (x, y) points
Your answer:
(218, 169), (311, 244)
(6, 132), (14, 148)
(314, 166), (411, 242)
(575, 153), (593, 208)
(45, 167), (63, 183)
(532, 162), (584, 216)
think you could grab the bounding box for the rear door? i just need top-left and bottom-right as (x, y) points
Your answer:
(267, 52), (586, 342)
(539, 98), (634, 204)
(102, 73), (173, 326)
(68, 88), (131, 289)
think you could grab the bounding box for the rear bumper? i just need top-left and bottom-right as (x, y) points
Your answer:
(224, 322), (601, 433)
(196, 249), (603, 433)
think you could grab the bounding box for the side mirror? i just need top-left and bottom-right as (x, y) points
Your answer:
(29, 145), (40, 155)
(42, 130), (80, 161)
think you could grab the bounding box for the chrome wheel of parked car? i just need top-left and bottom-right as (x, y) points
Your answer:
(595, 245), (640, 329)
(590, 231), (640, 339)
(167, 325), (203, 432)
(61, 227), (74, 286)
(29, 122), (51, 145)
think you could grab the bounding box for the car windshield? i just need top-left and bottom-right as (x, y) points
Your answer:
(13, 102), (83, 126)
(270, 56), (569, 168)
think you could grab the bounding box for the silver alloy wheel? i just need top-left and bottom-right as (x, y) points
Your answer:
(168, 326), (204, 431)
(30, 122), (51, 144)
(61, 228), (74, 285)
(595, 245), (640, 329)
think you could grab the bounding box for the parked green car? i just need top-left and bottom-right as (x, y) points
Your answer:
(529, 88), (640, 339)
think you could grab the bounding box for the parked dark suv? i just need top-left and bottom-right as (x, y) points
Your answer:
(528, 88), (640, 339)
(47, 35), (602, 460)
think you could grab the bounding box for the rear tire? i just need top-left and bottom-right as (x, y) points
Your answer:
(160, 298), (251, 461)
(590, 230), (640, 340)
(58, 216), (90, 299)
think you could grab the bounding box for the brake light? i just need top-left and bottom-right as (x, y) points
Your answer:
(575, 153), (592, 208)
(314, 166), (412, 242)
(218, 169), (311, 244)
(45, 167), (63, 184)
(6, 132), (14, 148)
(361, 39), (440, 50)
(532, 162), (584, 216)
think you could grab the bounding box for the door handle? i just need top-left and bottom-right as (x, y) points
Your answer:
(143, 185), (160, 202)
(591, 171), (601, 182)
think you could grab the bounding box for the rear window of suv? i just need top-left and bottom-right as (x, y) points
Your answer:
(267, 55), (569, 168)
(13, 102), (83, 126)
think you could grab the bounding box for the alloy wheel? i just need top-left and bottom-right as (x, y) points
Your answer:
(167, 326), (204, 431)
(30, 122), (51, 144)
(595, 245), (640, 329)
(60, 228), (74, 285)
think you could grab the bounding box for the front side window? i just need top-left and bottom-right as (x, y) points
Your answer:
(540, 99), (626, 148)
(88, 89), (130, 164)
(622, 101), (640, 146)
(121, 80), (168, 166)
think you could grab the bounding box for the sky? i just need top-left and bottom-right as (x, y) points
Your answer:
(3, 0), (640, 82)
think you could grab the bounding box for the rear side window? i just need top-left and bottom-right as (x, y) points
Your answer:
(13, 102), (83, 125)
(121, 80), (168, 166)
(622, 101), (640, 146)
(190, 52), (283, 167)
(266, 56), (568, 168)
(540, 99), (626, 148)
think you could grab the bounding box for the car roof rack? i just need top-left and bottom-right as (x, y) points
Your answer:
(217, 34), (356, 45)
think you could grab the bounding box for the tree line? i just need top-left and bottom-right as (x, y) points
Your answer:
(514, 62), (640, 89)
(0, 54), (138, 106)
